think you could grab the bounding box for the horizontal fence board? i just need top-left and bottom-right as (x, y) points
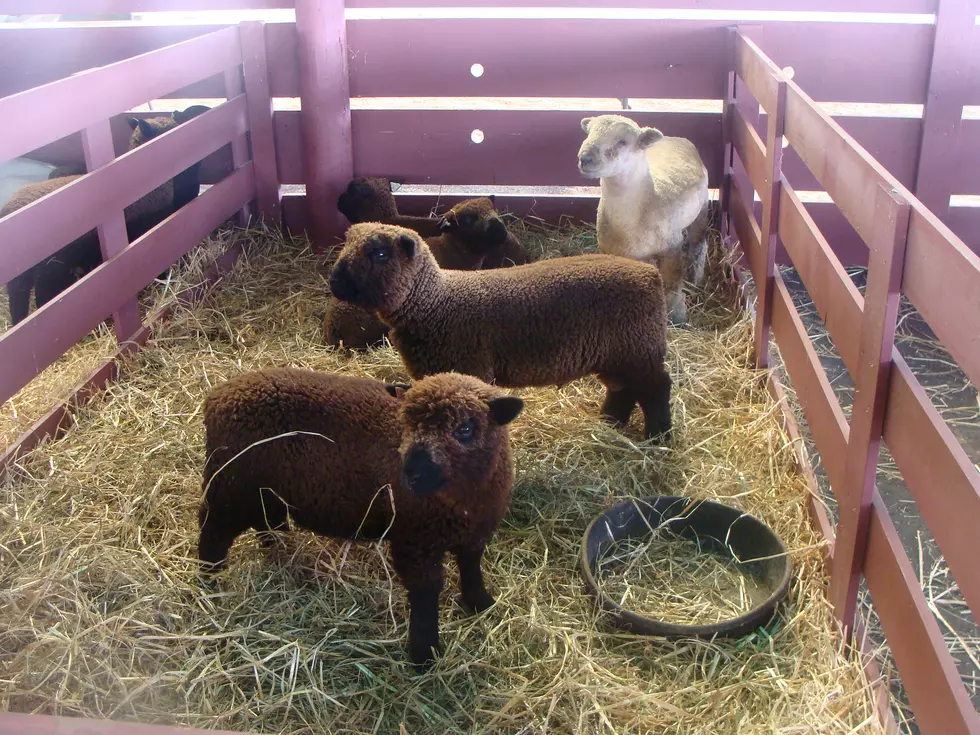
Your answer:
(0, 163), (254, 407)
(0, 712), (243, 735)
(902, 207), (980, 390)
(0, 25), (229, 100)
(770, 273), (851, 492)
(884, 355), (980, 618)
(732, 102), (767, 196)
(864, 492), (980, 734)
(0, 95), (248, 284)
(275, 108), (917, 194)
(22, 111), (235, 184)
(275, 109), (724, 187)
(265, 20), (932, 102)
(0, 1), (291, 11)
(0, 26), (242, 163)
(944, 205), (980, 254)
(0, 0), (940, 9)
(777, 182), (863, 368)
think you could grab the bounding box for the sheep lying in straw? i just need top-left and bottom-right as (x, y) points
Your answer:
(337, 177), (530, 270)
(197, 367), (524, 670)
(577, 114), (710, 325)
(329, 224), (672, 441)
(2, 105), (210, 325)
(323, 196), (528, 350)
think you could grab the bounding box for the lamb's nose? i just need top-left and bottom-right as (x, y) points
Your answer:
(579, 154), (594, 167)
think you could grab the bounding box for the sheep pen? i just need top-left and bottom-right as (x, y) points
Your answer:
(0, 218), (884, 734)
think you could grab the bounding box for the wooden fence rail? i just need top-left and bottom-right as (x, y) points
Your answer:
(728, 28), (980, 734)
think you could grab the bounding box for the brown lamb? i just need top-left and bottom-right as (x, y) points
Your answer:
(329, 224), (673, 441)
(197, 367), (525, 670)
(323, 196), (528, 350)
(336, 176), (529, 269)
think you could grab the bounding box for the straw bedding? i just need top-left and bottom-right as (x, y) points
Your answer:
(1, 219), (883, 734)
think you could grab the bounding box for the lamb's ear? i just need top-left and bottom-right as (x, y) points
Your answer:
(580, 117), (595, 133)
(488, 396), (524, 426)
(436, 217), (452, 233)
(137, 119), (156, 141)
(637, 127), (664, 149)
(488, 194), (497, 204)
(126, 117), (140, 131)
(385, 381), (411, 399)
(397, 233), (417, 258)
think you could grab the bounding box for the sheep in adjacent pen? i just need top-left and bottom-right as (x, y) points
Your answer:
(577, 114), (710, 325)
(2, 105), (211, 325)
(197, 367), (524, 670)
(329, 224), (672, 441)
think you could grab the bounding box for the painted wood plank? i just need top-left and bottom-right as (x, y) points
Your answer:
(0, 712), (243, 735)
(0, 26), (242, 163)
(0, 163), (254, 406)
(0, 95), (248, 285)
(240, 21), (282, 224)
(829, 184), (910, 629)
(264, 20), (934, 103)
(864, 492), (980, 734)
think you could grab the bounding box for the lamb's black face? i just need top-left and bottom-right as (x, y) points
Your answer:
(402, 446), (446, 496)
(337, 177), (397, 223)
(438, 198), (509, 253)
(329, 226), (419, 312)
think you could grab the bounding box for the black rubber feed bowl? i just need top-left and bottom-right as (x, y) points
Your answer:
(580, 496), (792, 639)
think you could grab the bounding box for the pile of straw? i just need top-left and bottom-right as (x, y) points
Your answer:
(1, 222), (883, 733)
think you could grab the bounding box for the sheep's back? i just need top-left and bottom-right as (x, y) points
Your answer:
(202, 368), (403, 537)
(427, 255), (667, 386)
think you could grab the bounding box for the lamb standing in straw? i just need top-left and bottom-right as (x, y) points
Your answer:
(577, 114), (710, 326)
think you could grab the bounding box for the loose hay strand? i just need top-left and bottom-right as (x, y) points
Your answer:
(0, 221), (884, 734)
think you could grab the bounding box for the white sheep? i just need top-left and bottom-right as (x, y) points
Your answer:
(577, 114), (710, 325)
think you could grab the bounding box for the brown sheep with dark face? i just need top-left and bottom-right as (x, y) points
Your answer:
(197, 367), (524, 671)
(337, 176), (444, 238)
(329, 224), (672, 441)
(323, 196), (529, 350)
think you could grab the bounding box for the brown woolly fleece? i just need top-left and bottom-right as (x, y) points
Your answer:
(197, 367), (524, 670)
(329, 224), (673, 441)
(323, 197), (529, 350)
(337, 176), (444, 238)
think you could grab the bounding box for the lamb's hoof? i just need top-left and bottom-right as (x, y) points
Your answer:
(458, 591), (495, 615)
(409, 641), (443, 673)
(644, 423), (672, 445)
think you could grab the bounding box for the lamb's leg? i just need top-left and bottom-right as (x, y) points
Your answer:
(636, 367), (673, 443)
(393, 543), (446, 671)
(455, 545), (495, 613)
(686, 236), (708, 287)
(197, 514), (245, 578)
(598, 373), (637, 426)
(34, 264), (78, 312)
(666, 286), (688, 327)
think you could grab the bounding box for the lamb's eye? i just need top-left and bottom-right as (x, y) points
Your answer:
(460, 214), (477, 228)
(370, 248), (391, 264)
(616, 139), (628, 148)
(453, 419), (476, 444)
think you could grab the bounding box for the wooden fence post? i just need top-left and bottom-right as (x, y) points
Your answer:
(240, 20), (281, 228)
(719, 28), (737, 247)
(753, 76), (787, 369)
(829, 184), (912, 635)
(81, 120), (142, 343)
(913, 0), (975, 223)
(223, 63), (252, 227)
(295, 0), (354, 249)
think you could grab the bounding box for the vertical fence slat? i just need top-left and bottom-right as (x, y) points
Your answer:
(295, 0), (353, 247)
(753, 76), (787, 368)
(240, 21), (281, 226)
(719, 30), (737, 248)
(81, 120), (142, 342)
(829, 184), (912, 631)
(223, 65), (252, 227)
(913, 0), (975, 222)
